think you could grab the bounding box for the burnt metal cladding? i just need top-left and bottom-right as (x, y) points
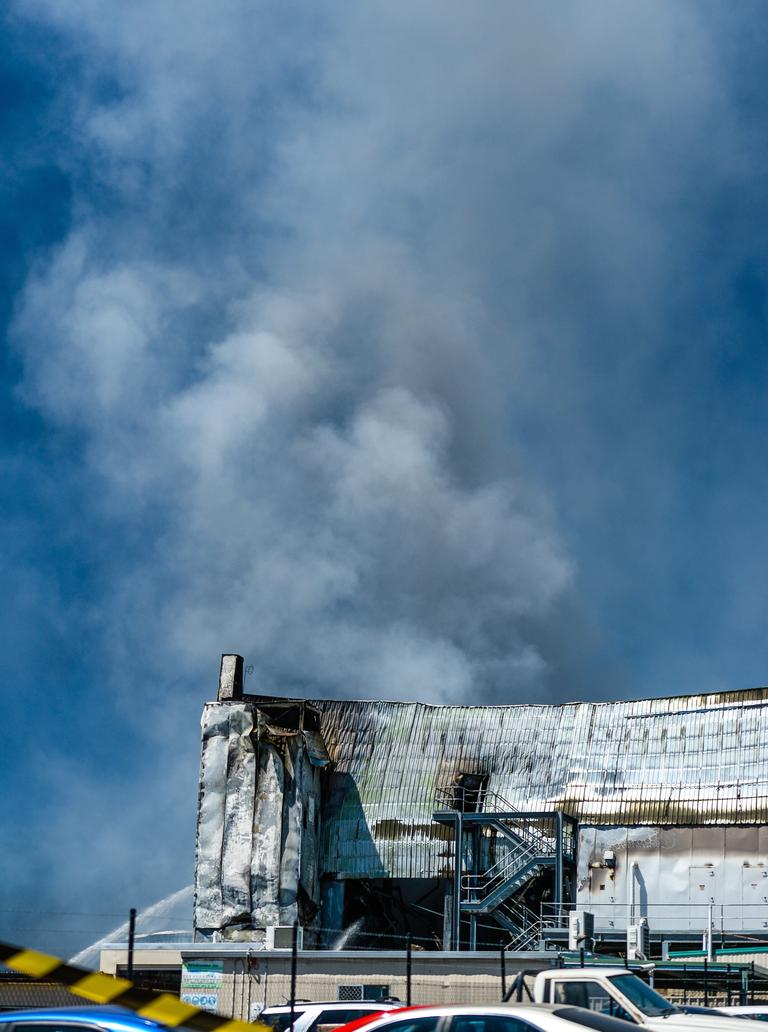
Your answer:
(194, 665), (768, 942)
(301, 689), (768, 877)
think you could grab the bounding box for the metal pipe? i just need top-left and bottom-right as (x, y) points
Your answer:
(704, 957), (709, 1007)
(406, 933), (413, 1006)
(627, 861), (638, 926)
(555, 812), (564, 906)
(500, 944), (506, 1001)
(452, 813), (463, 951)
(127, 907), (136, 982)
(706, 903), (714, 962)
(472, 825), (480, 891)
(290, 921), (298, 1031)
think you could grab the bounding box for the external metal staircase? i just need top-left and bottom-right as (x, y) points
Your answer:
(433, 783), (577, 951)
(493, 898), (542, 951)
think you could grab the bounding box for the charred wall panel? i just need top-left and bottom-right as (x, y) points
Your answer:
(283, 689), (768, 880)
(250, 742), (283, 927)
(194, 700), (326, 938)
(195, 703), (256, 930)
(195, 685), (768, 938)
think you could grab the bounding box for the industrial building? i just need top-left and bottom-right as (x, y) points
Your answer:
(194, 655), (768, 954)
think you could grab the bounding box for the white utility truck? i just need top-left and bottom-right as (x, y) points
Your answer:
(529, 967), (747, 1032)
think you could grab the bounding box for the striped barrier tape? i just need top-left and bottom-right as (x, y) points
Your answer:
(0, 940), (269, 1032)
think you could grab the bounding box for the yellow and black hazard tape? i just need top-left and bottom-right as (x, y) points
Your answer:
(0, 940), (269, 1032)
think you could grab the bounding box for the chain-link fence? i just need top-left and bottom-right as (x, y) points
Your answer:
(209, 941), (768, 1022)
(219, 950), (520, 1019)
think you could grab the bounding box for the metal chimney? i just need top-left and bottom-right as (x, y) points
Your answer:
(217, 653), (244, 700)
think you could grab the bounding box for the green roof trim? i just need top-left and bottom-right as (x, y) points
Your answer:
(670, 946), (768, 959)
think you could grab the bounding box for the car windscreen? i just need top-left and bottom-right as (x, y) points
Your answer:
(607, 976), (678, 1017)
(553, 1007), (639, 1031)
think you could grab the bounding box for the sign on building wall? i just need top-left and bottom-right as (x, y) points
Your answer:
(181, 960), (224, 1013)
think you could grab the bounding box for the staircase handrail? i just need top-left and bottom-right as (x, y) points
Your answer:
(435, 785), (557, 856)
(496, 897), (541, 951)
(461, 839), (537, 895)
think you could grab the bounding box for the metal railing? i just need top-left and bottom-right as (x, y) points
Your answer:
(497, 898), (542, 951)
(436, 785), (533, 817)
(540, 901), (768, 935)
(461, 839), (540, 899)
(435, 785), (557, 855)
(438, 783), (561, 923)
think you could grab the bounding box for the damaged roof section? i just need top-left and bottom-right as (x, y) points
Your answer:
(198, 657), (768, 930)
(243, 686), (768, 879)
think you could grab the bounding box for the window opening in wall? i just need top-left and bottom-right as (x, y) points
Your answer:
(337, 985), (391, 1002)
(451, 772), (489, 812)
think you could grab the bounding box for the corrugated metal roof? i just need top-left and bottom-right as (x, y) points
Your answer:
(247, 687), (768, 879)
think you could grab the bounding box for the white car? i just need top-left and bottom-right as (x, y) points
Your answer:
(258, 1001), (400, 1032)
(331, 1002), (640, 1032)
(718, 1010), (768, 1022)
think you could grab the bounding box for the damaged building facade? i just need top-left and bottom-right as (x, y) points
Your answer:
(194, 655), (768, 951)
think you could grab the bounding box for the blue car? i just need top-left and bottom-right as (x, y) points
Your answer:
(0, 1008), (164, 1032)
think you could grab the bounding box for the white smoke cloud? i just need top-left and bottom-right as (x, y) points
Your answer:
(21, 1), (703, 702)
(13, 0), (735, 706)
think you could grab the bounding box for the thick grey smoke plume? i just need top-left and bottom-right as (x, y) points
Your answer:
(11, 0), (728, 707)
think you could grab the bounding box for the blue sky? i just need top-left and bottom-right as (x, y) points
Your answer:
(3, 1), (768, 956)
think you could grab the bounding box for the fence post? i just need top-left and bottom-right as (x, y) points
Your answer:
(290, 921), (298, 1030)
(127, 907), (136, 982)
(752, 961), (756, 1003)
(704, 957), (709, 1007)
(727, 964), (732, 1006)
(580, 947), (584, 968)
(500, 944), (506, 1001)
(406, 932), (413, 1006)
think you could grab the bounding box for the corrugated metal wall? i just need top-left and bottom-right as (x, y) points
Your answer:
(577, 825), (768, 931)
(249, 688), (768, 879)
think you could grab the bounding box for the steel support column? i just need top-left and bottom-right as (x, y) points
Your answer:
(469, 823), (479, 950)
(555, 811), (564, 905)
(452, 811), (463, 950)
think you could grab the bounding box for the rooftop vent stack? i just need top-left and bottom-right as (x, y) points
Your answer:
(218, 654), (244, 701)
